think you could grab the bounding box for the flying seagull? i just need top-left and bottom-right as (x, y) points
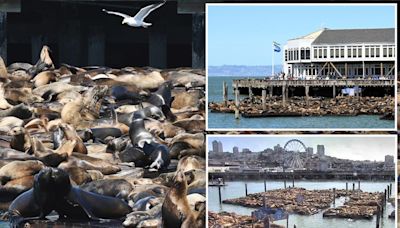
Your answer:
(102, 1), (166, 28)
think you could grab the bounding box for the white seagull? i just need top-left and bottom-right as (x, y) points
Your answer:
(102, 1), (166, 28)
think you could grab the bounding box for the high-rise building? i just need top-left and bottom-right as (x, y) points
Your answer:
(212, 140), (219, 153)
(218, 141), (223, 153)
(233, 146), (239, 154)
(242, 148), (251, 153)
(317, 145), (325, 156)
(274, 144), (283, 153)
(306, 147), (313, 156)
(384, 155), (394, 166)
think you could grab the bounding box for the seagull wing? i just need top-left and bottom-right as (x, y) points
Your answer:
(132, 1), (166, 22)
(102, 9), (131, 19)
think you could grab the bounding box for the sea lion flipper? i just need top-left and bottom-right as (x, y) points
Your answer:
(67, 188), (102, 221)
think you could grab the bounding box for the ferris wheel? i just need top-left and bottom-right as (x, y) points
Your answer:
(283, 139), (307, 169)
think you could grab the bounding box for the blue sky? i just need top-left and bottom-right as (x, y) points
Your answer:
(208, 136), (395, 161)
(207, 4), (396, 66)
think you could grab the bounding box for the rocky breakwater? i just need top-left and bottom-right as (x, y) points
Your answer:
(209, 95), (394, 118)
(323, 192), (384, 219)
(0, 46), (206, 227)
(222, 188), (343, 215)
(208, 211), (284, 228)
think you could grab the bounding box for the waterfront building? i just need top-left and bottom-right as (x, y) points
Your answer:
(384, 155), (394, 169)
(317, 145), (325, 156)
(283, 28), (395, 79)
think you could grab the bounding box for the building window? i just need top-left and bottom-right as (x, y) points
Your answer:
(375, 67), (381, 75)
(323, 48), (327, 58)
(358, 68), (363, 76)
(370, 47), (375, 57)
(314, 48), (317, 59)
(319, 48), (323, 59)
(330, 47), (334, 58)
(340, 47), (344, 58)
(285, 50), (288, 61)
(305, 48), (310, 60)
(347, 47), (352, 58)
(375, 47), (380, 57)
(389, 47), (393, 57)
(365, 46), (370, 57)
(383, 46), (387, 57)
(300, 48), (305, 60)
(358, 47), (362, 58)
(335, 48), (339, 58)
(352, 47), (357, 58)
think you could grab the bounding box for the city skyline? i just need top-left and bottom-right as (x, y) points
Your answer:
(207, 136), (396, 162)
(207, 4), (396, 66)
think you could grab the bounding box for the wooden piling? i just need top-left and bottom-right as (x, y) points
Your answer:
(223, 81), (228, 106)
(358, 180), (360, 190)
(333, 85), (336, 98)
(264, 179), (267, 192)
(292, 174), (295, 188)
(376, 205), (381, 228)
(352, 183), (355, 191)
(234, 88), (239, 107)
(282, 86), (286, 106)
(234, 108), (240, 119)
(262, 89), (267, 111)
(218, 186), (222, 204)
(387, 185), (390, 200)
(305, 85), (309, 106)
(248, 86), (253, 101)
(389, 183), (392, 196)
(346, 182), (348, 195)
(245, 183), (248, 196)
(284, 180), (287, 189)
(269, 86), (273, 98)
(333, 188), (336, 207)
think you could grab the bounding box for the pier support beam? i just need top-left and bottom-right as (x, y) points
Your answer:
(262, 89), (266, 111)
(58, 19), (82, 66)
(282, 86), (286, 106)
(88, 25), (105, 66)
(248, 86), (253, 101)
(234, 88), (239, 107)
(333, 85), (336, 98)
(192, 13), (205, 69)
(0, 12), (7, 64)
(223, 81), (228, 106)
(269, 86), (273, 98)
(149, 24), (167, 68)
(305, 85), (309, 106)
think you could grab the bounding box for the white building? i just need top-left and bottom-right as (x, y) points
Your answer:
(218, 141), (223, 153)
(283, 28), (395, 79)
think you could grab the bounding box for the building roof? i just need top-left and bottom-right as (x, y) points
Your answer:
(312, 28), (395, 45)
(289, 28), (326, 41)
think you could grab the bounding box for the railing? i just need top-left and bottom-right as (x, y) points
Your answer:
(233, 79), (394, 88)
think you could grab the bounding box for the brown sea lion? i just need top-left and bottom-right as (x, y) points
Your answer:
(9, 127), (31, 152)
(162, 170), (200, 228)
(59, 123), (87, 154)
(176, 155), (205, 173)
(31, 71), (57, 87)
(0, 160), (44, 185)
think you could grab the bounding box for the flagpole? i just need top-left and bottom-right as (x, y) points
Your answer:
(272, 43), (274, 76)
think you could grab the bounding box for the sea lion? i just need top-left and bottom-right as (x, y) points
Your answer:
(0, 56), (8, 79)
(0, 160), (44, 185)
(162, 170), (199, 228)
(119, 144), (147, 166)
(0, 83), (13, 109)
(133, 106), (165, 121)
(176, 155), (205, 173)
(0, 103), (33, 119)
(0, 117), (24, 133)
(147, 82), (173, 107)
(111, 85), (145, 104)
(58, 153), (121, 175)
(113, 71), (165, 90)
(9, 127), (30, 152)
(8, 167), (131, 225)
(90, 127), (122, 142)
(59, 123), (87, 154)
(31, 71), (57, 88)
(143, 142), (170, 171)
(80, 179), (133, 200)
(129, 118), (154, 148)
